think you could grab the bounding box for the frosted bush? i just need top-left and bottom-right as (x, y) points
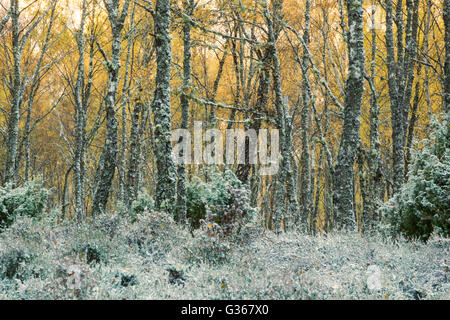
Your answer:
(123, 210), (189, 261)
(92, 212), (125, 240)
(72, 243), (107, 265)
(186, 170), (256, 233)
(0, 248), (33, 280)
(181, 224), (232, 265)
(130, 190), (155, 220)
(381, 118), (449, 241)
(0, 182), (48, 228)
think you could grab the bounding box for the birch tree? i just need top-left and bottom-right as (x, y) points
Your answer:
(332, 0), (364, 230)
(299, 0), (313, 228)
(175, 0), (195, 222)
(126, 0), (154, 209)
(118, 3), (136, 206)
(360, 2), (384, 233)
(92, 0), (131, 215)
(445, 0), (450, 115)
(152, 0), (177, 212)
(2, 0), (57, 184)
(385, 0), (420, 193)
(70, 0), (96, 221)
(263, 0), (299, 232)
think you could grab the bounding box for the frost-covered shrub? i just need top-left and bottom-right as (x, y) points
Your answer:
(180, 171), (257, 264)
(180, 222), (232, 265)
(0, 182), (48, 228)
(0, 248), (33, 280)
(186, 170), (256, 233)
(116, 190), (155, 222)
(231, 221), (264, 245)
(72, 243), (106, 265)
(381, 119), (450, 241)
(53, 255), (98, 299)
(92, 212), (124, 239)
(130, 190), (155, 219)
(124, 210), (185, 259)
(177, 220), (232, 265)
(119, 272), (138, 287)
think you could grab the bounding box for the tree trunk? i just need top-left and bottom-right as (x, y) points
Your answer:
(445, 0), (450, 115)
(332, 0), (364, 230)
(5, 0), (23, 185)
(264, 1), (298, 232)
(152, 0), (177, 212)
(92, 0), (130, 215)
(385, 0), (420, 193)
(300, 0), (312, 228)
(361, 3), (384, 233)
(175, 0), (195, 222)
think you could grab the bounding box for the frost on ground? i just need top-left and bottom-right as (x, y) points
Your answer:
(0, 212), (448, 300)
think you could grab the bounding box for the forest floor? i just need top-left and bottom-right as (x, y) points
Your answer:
(0, 212), (448, 300)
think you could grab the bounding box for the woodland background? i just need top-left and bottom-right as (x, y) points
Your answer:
(0, 0), (447, 233)
(0, 0), (449, 299)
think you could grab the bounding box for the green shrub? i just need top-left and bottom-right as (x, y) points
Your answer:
(381, 118), (450, 241)
(93, 212), (124, 239)
(183, 226), (232, 265)
(0, 248), (33, 280)
(186, 170), (256, 232)
(124, 210), (183, 259)
(130, 190), (155, 220)
(73, 243), (106, 265)
(0, 182), (48, 228)
(120, 273), (137, 287)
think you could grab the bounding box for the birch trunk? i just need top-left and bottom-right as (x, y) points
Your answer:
(361, 4), (384, 233)
(300, 0), (312, 228)
(92, 0), (130, 215)
(5, 0), (23, 185)
(264, 1), (298, 232)
(152, 0), (177, 212)
(332, 0), (364, 230)
(73, 0), (88, 221)
(175, 0), (194, 222)
(385, 0), (420, 193)
(445, 0), (450, 115)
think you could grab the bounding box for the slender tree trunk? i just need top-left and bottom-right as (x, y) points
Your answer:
(362, 4), (384, 233)
(175, 0), (194, 222)
(264, 0), (298, 232)
(62, 165), (73, 219)
(265, 2), (285, 233)
(152, 0), (177, 212)
(332, 0), (364, 230)
(119, 4), (135, 205)
(385, 0), (420, 193)
(5, 0), (23, 185)
(92, 0), (130, 215)
(404, 69), (421, 176)
(300, 0), (312, 228)
(248, 53), (270, 206)
(284, 106), (299, 230)
(249, 50), (270, 207)
(445, 0), (450, 115)
(73, 0), (89, 221)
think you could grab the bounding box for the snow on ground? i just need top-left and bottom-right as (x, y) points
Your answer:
(0, 213), (448, 300)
